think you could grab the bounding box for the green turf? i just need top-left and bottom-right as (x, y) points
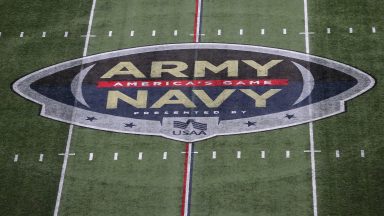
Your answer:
(309, 0), (384, 215)
(201, 0), (305, 52)
(59, 128), (185, 216)
(190, 1), (314, 215)
(90, 0), (196, 52)
(0, 0), (91, 215)
(1, 0), (384, 215)
(57, 1), (195, 215)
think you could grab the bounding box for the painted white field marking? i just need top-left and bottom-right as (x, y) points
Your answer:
(190, 33), (205, 37)
(349, 27), (353, 33)
(152, 30), (156, 36)
(335, 150), (340, 158)
(303, 0), (310, 54)
(217, 29), (221, 36)
(173, 29), (178, 36)
(372, 27), (376, 33)
(54, 125), (75, 215)
(360, 150), (365, 158)
(39, 154), (44, 162)
(189, 33), (205, 36)
(64, 31), (68, 37)
(82, 0), (96, 57)
(300, 32), (314, 35)
(138, 152), (143, 160)
(261, 151), (265, 159)
(182, 143), (194, 216)
(0, 32), (2, 37)
(89, 153), (93, 161)
(181, 151), (198, 154)
(327, 28), (331, 34)
(261, 29), (265, 35)
(239, 29), (243, 35)
(42, 32), (46, 37)
(114, 152), (118, 160)
(14, 154), (19, 162)
(130, 30), (135, 37)
(286, 150), (290, 158)
(108, 31), (112, 37)
(212, 151), (216, 159)
(58, 153), (75, 156)
(309, 123), (318, 216)
(54, 0), (97, 215)
(236, 151), (241, 159)
(283, 28), (287, 35)
(163, 152), (167, 160)
(304, 0), (318, 215)
(304, 150), (321, 153)
(81, 34), (95, 38)
(19, 32), (24, 38)
(194, 0), (202, 43)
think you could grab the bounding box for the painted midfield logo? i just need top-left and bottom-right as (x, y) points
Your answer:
(13, 43), (375, 142)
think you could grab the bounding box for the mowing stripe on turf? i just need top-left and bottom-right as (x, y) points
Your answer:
(53, 0), (97, 215)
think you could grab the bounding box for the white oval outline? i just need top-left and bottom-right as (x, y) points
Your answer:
(13, 43), (375, 142)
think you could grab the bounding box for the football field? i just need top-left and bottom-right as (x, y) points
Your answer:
(0, 0), (383, 215)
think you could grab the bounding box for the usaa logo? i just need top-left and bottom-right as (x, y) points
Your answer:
(173, 119), (208, 136)
(13, 43), (375, 142)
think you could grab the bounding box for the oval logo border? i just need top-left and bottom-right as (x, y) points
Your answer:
(13, 43), (375, 142)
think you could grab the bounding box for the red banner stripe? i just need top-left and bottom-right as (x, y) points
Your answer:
(97, 79), (288, 88)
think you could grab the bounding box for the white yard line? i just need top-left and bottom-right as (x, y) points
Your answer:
(303, 0), (310, 54)
(303, 0), (318, 215)
(309, 122), (318, 216)
(53, 125), (73, 216)
(53, 0), (97, 215)
(82, 0), (96, 57)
